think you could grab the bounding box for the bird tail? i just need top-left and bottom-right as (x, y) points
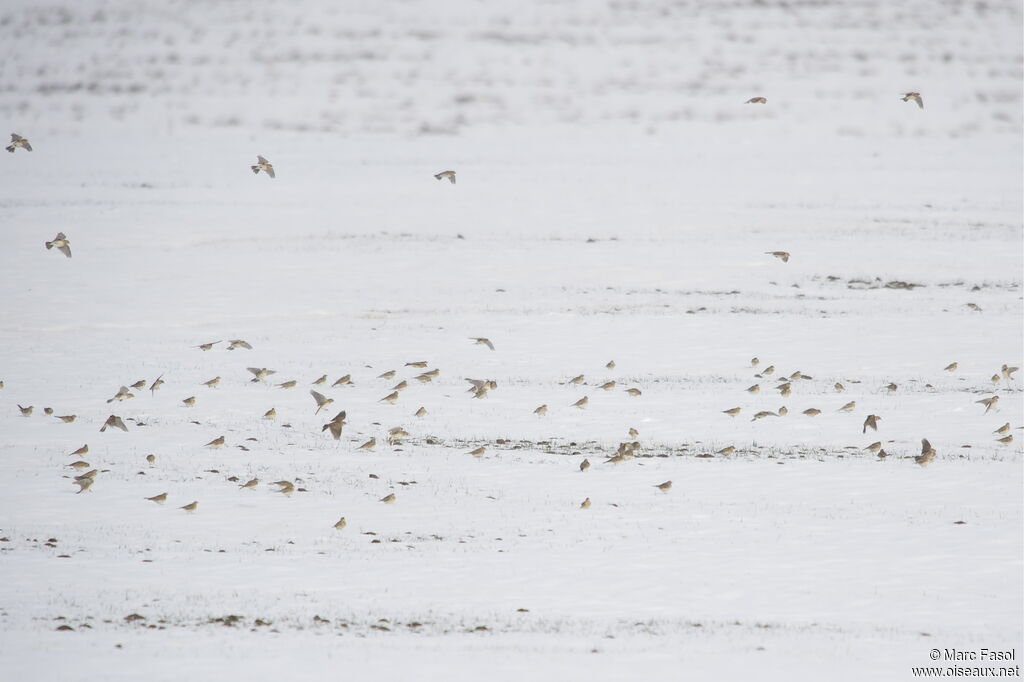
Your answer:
(5, 145), (14, 153)
(251, 166), (260, 174)
(45, 241), (54, 249)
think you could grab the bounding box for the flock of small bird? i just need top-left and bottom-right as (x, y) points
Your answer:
(5, 85), (1019, 527)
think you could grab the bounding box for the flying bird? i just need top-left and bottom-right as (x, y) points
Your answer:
(975, 396), (999, 414)
(6, 133), (32, 152)
(863, 415), (880, 433)
(227, 339), (252, 350)
(745, 96), (767, 104)
(310, 390), (334, 415)
(100, 415), (128, 432)
(901, 92), (923, 109)
(251, 155), (275, 178)
(434, 170), (456, 184)
(471, 337), (495, 350)
(247, 367), (276, 382)
(322, 410), (347, 440)
(45, 232), (72, 258)
(915, 439), (936, 466)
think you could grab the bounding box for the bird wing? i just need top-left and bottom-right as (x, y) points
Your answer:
(266, 165), (276, 178)
(913, 94), (923, 109)
(921, 438), (931, 454)
(310, 390), (326, 405)
(58, 244), (72, 258)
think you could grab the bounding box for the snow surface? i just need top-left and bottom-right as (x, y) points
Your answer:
(0, 1), (1021, 680)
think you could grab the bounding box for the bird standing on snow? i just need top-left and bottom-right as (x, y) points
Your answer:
(251, 155), (275, 178)
(745, 97), (767, 104)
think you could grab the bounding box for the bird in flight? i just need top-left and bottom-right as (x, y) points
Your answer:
(6, 133), (32, 152)
(251, 155), (275, 178)
(434, 170), (456, 184)
(900, 92), (923, 109)
(45, 232), (72, 258)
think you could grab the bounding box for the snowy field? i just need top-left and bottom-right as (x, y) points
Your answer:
(0, 0), (1021, 680)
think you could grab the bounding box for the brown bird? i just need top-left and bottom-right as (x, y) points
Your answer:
(106, 386), (134, 403)
(415, 406), (428, 417)
(915, 439), (936, 466)
(377, 370), (396, 380)
(966, 303), (982, 311)
(990, 374), (1001, 384)
(263, 407), (276, 419)
(761, 365), (775, 376)
(628, 428), (639, 438)
(239, 478), (259, 490)
(205, 435), (225, 448)
(380, 493), (396, 504)
(777, 406), (788, 416)
(247, 367), (276, 382)
(837, 401), (856, 413)
(68, 460), (90, 470)
(996, 435), (1013, 445)
(944, 362), (958, 372)
(716, 446), (736, 455)
(74, 469), (98, 481)
(45, 232), (72, 258)
(310, 390), (334, 415)
(251, 155), (275, 178)
(765, 251), (790, 263)
(406, 361), (428, 368)
(44, 407), (53, 415)
(468, 446), (486, 458)
(802, 408), (821, 417)
(654, 480), (672, 492)
(863, 415), (880, 433)
(471, 337), (495, 351)
(745, 384), (760, 394)
(834, 382), (846, 392)
(130, 379), (147, 390)
(571, 396), (589, 409)
(100, 415), (128, 432)
(606, 360), (616, 369)
(750, 357), (760, 367)
(74, 477), (94, 493)
(597, 381), (616, 391)
(534, 404), (548, 416)
(434, 170), (456, 184)
(311, 374), (327, 386)
(334, 517), (347, 530)
(975, 396), (999, 414)
(17, 404), (33, 416)
(751, 410), (778, 421)
(994, 423), (1010, 435)
(69, 444), (89, 457)
(722, 407), (741, 417)
(182, 396), (196, 407)
(1002, 364), (1019, 381)
(202, 376), (221, 389)
(227, 339), (252, 350)
(580, 497), (592, 509)
(568, 374), (585, 385)
(273, 481), (295, 495)
(379, 391), (399, 404)
(579, 458), (590, 472)
(194, 341), (220, 351)
(745, 96), (767, 104)
(900, 92), (924, 109)
(624, 388), (642, 397)
(332, 374), (352, 387)
(414, 372), (434, 383)
(778, 383), (792, 397)
(391, 380), (408, 392)
(180, 501), (199, 512)
(146, 493), (168, 504)
(55, 414), (76, 423)
(322, 410), (347, 440)
(276, 380), (297, 389)
(146, 454), (156, 464)
(150, 374), (165, 395)
(357, 437), (376, 451)
(6, 132), (32, 152)
(864, 441), (882, 453)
